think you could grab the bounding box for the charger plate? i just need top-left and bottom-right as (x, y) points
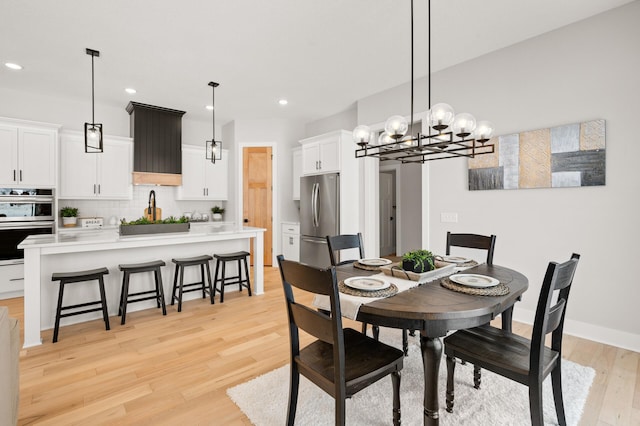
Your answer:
(338, 281), (398, 298)
(441, 277), (510, 296)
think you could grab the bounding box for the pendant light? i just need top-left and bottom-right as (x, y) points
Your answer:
(353, 0), (495, 163)
(205, 81), (222, 164)
(84, 48), (103, 153)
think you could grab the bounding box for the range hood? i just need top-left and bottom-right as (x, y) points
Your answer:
(126, 102), (186, 186)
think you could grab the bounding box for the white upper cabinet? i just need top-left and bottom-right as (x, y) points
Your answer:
(0, 119), (58, 187)
(292, 147), (302, 200)
(59, 131), (132, 199)
(177, 145), (228, 200)
(299, 130), (350, 176)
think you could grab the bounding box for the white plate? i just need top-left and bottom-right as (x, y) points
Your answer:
(449, 274), (500, 288)
(344, 277), (390, 291)
(442, 256), (471, 264)
(358, 258), (393, 266)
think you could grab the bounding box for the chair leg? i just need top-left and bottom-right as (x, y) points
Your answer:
(445, 355), (456, 413)
(53, 280), (66, 343)
(287, 364), (300, 426)
(391, 370), (401, 426)
(402, 329), (409, 356)
(361, 322), (368, 335)
(335, 394), (346, 426)
(243, 257), (252, 296)
(97, 276), (110, 331)
(501, 306), (514, 332)
(372, 325), (379, 341)
(551, 361), (567, 426)
(529, 381), (544, 426)
(473, 365), (482, 389)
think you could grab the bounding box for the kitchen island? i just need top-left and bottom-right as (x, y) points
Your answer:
(18, 224), (265, 347)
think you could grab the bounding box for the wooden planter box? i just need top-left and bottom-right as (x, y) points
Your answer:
(119, 223), (190, 236)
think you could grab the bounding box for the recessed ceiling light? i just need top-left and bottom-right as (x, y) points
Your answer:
(278, 99), (288, 106)
(205, 105), (214, 111)
(5, 63), (23, 70)
(125, 88), (137, 94)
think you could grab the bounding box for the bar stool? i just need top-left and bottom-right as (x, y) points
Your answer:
(171, 255), (215, 312)
(213, 251), (252, 303)
(118, 260), (166, 325)
(51, 267), (110, 343)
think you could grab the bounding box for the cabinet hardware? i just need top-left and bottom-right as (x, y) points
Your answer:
(13, 170), (16, 181)
(93, 184), (96, 194)
(289, 236), (294, 244)
(19, 170), (23, 181)
(98, 184), (101, 194)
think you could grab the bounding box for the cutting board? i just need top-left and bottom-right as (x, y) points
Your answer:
(143, 207), (162, 221)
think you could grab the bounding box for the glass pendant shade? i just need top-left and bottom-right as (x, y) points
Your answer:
(428, 103), (455, 131)
(475, 120), (495, 143)
(206, 81), (222, 164)
(378, 131), (394, 145)
(206, 140), (222, 163)
(352, 125), (371, 145)
(84, 123), (103, 153)
(452, 113), (477, 138)
(384, 115), (409, 140)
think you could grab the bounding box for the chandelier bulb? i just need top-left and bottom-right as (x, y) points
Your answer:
(428, 103), (455, 132)
(475, 120), (495, 143)
(452, 113), (477, 138)
(352, 125), (371, 146)
(384, 115), (409, 140)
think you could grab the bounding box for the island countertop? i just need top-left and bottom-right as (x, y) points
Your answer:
(19, 225), (266, 347)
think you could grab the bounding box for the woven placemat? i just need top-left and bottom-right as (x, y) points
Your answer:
(353, 262), (382, 271)
(338, 281), (398, 298)
(440, 277), (510, 296)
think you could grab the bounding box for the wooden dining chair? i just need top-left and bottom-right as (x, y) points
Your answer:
(326, 233), (365, 266)
(277, 255), (404, 426)
(446, 231), (496, 265)
(443, 253), (580, 426)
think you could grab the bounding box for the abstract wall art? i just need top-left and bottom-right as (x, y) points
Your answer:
(468, 119), (605, 191)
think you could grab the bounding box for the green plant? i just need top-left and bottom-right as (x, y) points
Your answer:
(402, 249), (435, 273)
(60, 206), (79, 217)
(211, 206), (225, 214)
(120, 215), (188, 226)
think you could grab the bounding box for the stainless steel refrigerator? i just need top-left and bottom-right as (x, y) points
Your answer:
(300, 173), (339, 268)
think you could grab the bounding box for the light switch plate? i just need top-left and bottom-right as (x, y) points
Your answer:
(440, 212), (458, 223)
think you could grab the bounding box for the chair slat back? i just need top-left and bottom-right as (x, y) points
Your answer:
(530, 253), (580, 374)
(446, 232), (496, 264)
(326, 233), (365, 266)
(277, 255), (343, 346)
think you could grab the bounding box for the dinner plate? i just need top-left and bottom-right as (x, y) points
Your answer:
(448, 274), (500, 288)
(442, 256), (471, 264)
(344, 277), (390, 291)
(358, 258), (393, 266)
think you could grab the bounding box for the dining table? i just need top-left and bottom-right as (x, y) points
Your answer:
(333, 261), (529, 426)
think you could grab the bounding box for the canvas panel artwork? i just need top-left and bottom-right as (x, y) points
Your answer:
(468, 119), (605, 191)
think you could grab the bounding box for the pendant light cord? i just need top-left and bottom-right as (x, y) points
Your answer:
(212, 84), (216, 141)
(91, 53), (95, 125)
(410, 0), (414, 138)
(428, 0), (431, 110)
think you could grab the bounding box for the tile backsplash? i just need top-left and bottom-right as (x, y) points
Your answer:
(61, 186), (226, 223)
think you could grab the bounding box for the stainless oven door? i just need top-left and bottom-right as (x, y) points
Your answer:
(0, 221), (54, 264)
(0, 197), (54, 222)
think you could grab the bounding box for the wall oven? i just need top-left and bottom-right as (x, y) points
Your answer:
(0, 188), (55, 265)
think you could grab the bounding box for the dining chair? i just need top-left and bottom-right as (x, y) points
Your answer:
(326, 233), (365, 266)
(277, 255), (404, 426)
(443, 253), (580, 426)
(446, 231), (496, 265)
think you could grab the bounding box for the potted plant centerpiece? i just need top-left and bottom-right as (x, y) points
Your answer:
(402, 249), (436, 273)
(211, 206), (225, 221)
(60, 206), (79, 227)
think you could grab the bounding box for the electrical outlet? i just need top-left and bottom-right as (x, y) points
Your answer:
(440, 212), (458, 223)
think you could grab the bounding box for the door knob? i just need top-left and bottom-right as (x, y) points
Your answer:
(243, 218), (249, 223)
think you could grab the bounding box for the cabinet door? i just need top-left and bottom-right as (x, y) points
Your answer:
(97, 139), (132, 199)
(292, 148), (302, 200)
(18, 128), (56, 186)
(0, 126), (18, 185)
(301, 143), (319, 175)
(59, 134), (98, 198)
(318, 138), (340, 172)
(178, 147), (206, 200)
(205, 149), (228, 200)
(282, 232), (300, 262)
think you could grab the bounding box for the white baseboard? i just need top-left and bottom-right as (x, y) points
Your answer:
(0, 290), (24, 300)
(511, 308), (640, 354)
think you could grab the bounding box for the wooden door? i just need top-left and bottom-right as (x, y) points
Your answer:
(379, 171), (396, 256)
(243, 147), (273, 266)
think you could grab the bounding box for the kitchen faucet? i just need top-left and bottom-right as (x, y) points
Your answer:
(148, 190), (156, 221)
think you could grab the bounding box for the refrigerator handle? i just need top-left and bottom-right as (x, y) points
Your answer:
(313, 182), (320, 228)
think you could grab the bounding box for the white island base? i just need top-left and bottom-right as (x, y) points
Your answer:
(19, 224), (265, 347)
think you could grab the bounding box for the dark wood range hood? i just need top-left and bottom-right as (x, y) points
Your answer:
(126, 101), (186, 186)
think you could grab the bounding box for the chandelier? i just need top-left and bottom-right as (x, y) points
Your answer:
(205, 81), (222, 164)
(353, 0), (495, 163)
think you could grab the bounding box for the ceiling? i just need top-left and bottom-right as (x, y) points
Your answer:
(0, 0), (634, 126)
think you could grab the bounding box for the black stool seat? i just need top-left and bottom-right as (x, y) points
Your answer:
(118, 260), (166, 325)
(51, 267), (110, 343)
(213, 251), (252, 303)
(171, 255), (214, 312)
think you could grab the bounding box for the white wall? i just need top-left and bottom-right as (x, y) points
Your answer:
(310, 2), (640, 351)
(304, 104), (357, 138)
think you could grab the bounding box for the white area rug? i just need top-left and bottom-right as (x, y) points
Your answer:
(227, 328), (595, 425)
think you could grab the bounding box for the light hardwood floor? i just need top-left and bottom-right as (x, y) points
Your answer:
(1, 266), (639, 425)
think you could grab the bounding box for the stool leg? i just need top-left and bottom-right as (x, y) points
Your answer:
(243, 257), (252, 296)
(220, 260), (226, 303)
(206, 261), (215, 304)
(53, 280), (66, 343)
(177, 266), (185, 312)
(121, 272), (130, 325)
(98, 276), (110, 331)
(237, 259), (243, 292)
(171, 264), (180, 306)
(118, 275), (125, 316)
(200, 264), (206, 299)
(214, 259), (222, 303)
(155, 268), (167, 316)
